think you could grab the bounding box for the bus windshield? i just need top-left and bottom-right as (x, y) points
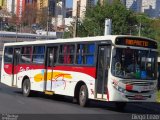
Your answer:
(111, 48), (157, 80)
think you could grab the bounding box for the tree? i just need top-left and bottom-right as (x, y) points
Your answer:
(21, 3), (37, 27)
(135, 13), (155, 39)
(7, 14), (18, 32)
(150, 18), (160, 54)
(77, 0), (137, 37)
(37, 7), (53, 31)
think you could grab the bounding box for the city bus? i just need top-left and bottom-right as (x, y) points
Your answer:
(0, 35), (158, 109)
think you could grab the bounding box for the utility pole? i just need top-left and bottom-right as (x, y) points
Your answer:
(73, 17), (77, 38)
(62, 0), (66, 31)
(138, 20), (141, 36)
(46, 0), (49, 39)
(54, 0), (58, 32)
(16, 24), (18, 42)
(104, 19), (112, 35)
(73, 0), (80, 37)
(0, 16), (2, 31)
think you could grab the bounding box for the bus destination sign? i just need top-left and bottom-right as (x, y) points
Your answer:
(125, 39), (148, 47)
(115, 37), (157, 49)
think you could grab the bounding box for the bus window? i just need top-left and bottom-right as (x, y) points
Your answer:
(32, 46), (45, 64)
(58, 45), (75, 64)
(4, 47), (13, 63)
(21, 46), (32, 63)
(76, 44), (95, 65)
(86, 44), (95, 65)
(111, 48), (157, 80)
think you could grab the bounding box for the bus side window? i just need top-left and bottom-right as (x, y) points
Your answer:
(76, 44), (95, 65)
(4, 47), (13, 63)
(21, 46), (32, 63)
(32, 46), (45, 64)
(59, 45), (75, 64)
(77, 44), (83, 64)
(86, 44), (95, 65)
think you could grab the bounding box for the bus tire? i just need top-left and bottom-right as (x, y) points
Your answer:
(115, 102), (126, 111)
(22, 79), (32, 97)
(79, 84), (89, 107)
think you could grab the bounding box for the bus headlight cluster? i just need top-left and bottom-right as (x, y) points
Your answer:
(117, 86), (126, 93)
(112, 82), (126, 93)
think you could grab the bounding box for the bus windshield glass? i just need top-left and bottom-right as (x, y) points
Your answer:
(111, 48), (157, 80)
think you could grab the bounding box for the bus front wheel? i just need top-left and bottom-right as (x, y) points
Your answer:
(79, 84), (89, 107)
(22, 79), (32, 97)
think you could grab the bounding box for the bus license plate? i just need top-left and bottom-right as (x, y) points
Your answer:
(134, 95), (143, 99)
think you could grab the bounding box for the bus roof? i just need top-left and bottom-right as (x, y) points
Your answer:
(3, 35), (156, 47)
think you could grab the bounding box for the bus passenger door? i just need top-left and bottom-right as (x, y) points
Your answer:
(13, 48), (20, 87)
(45, 47), (58, 91)
(96, 45), (111, 99)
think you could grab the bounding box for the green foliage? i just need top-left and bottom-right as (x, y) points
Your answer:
(63, 31), (72, 38)
(135, 14), (154, 38)
(77, 1), (137, 36)
(4, 25), (16, 32)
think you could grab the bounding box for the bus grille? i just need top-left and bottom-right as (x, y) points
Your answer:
(122, 80), (154, 86)
(125, 95), (151, 100)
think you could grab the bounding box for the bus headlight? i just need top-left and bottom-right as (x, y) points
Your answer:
(117, 86), (126, 93)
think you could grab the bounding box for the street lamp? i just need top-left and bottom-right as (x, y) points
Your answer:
(138, 18), (141, 36)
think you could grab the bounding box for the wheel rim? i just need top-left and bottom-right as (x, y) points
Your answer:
(80, 87), (85, 103)
(23, 82), (29, 94)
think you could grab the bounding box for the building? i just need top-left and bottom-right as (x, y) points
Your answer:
(0, 0), (3, 8)
(37, 0), (48, 11)
(0, 0), (7, 10)
(125, 0), (142, 12)
(16, 0), (25, 21)
(36, 0), (66, 31)
(72, 0), (95, 19)
(141, 0), (156, 13)
(6, 0), (15, 14)
(141, 0), (160, 18)
(66, 8), (72, 18)
(124, 0), (160, 18)
(14, 0), (37, 22)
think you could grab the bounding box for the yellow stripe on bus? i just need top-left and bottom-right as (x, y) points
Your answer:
(34, 72), (72, 82)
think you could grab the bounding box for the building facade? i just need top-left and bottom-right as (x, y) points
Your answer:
(6, 0), (15, 14)
(141, 0), (160, 18)
(124, 0), (160, 18)
(72, 0), (95, 19)
(1, 0), (7, 10)
(125, 0), (142, 12)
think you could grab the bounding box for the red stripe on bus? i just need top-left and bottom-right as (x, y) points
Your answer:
(4, 64), (45, 74)
(4, 64), (96, 78)
(53, 66), (96, 78)
(4, 64), (13, 74)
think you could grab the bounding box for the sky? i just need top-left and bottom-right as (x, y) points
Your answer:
(66, 0), (73, 8)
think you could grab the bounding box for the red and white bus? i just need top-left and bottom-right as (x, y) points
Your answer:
(0, 35), (158, 109)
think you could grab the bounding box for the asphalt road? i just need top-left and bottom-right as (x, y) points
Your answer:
(0, 83), (160, 120)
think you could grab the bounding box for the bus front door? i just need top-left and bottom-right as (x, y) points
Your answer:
(96, 45), (111, 99)
(13, 48), (20, 87)
(45, 47), (58, 91)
